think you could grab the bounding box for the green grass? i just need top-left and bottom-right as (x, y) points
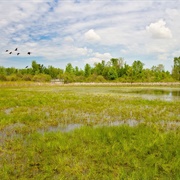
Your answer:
(1, 126), (180, 179)
(0, 82), (180, 179)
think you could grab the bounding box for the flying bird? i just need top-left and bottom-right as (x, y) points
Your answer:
(9, 52), (12, 54)
(5, 50), (8, 52)
(15, 48), (18, 51)
(25, 66), (28, 68)
(17, 53), (20, 55)
(27, 52), (31, 55)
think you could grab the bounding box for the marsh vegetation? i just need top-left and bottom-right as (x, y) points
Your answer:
(0, 82), (180, 179)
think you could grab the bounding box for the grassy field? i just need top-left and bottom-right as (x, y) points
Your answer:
(0, 82), (180, 179)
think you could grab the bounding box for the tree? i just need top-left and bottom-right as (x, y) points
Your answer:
(31, 60), (39, 75)
(110, 57), (124, 69)
(126, 66), (133, 82)
(132, 60), (144, 80)
(172, 57), (180, 81)
(0, 66), (6, 75)
(117, 58), (125, 77)
(47, 66), (62, 79)
(142, 68), (153, 82)
(156, 64), (165, 72)
(74, 66), (79, 76)
(93, 60), (105, 75)
(65, 63), (74, 74)
(6, 67), (17, 75)
(151, 64), (166, 82)
(84, 63), (91, 77)
(110, 58), (119, 68)
(107, 67), (118, 80)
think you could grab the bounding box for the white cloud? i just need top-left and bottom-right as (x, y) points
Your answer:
(64, 36), (74, 43)
(0, 1), (180, 71)
(158, 53), (169, 61)
(84, 29), (101, 42)
(146, 19), (172, 39)
(32, 45), (89, 60)
(85, 52), (112, 65)
(94, 52), (112, 60)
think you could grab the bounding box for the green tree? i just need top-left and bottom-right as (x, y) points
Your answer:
(151, 64), (165, 82)
(107, 67), (118, 80)
(0, 66), (7, 81)
(84, 63), (91, 77)
(172, 57), (180, 81)
(65, 63), (74, 74)
(0, 66), (6, 75)
(31, 60), (39, 75)
(110, 57), (124, 69)
(132, 60), (144, 80)
(93, 60), (105, 75)
(141, 69), (153, 82)
(110, 58), (119, 68)
(126, 66), (133, 82)
(6, 67), (17, 75)
(47, 66), (62, 79)
(74, 66), (84, 76)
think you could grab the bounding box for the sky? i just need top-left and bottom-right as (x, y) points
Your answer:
(0, 0), (180, 72)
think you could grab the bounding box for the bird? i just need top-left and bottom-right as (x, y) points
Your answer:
(5, 50), (8, 52)
(15, 48), (18, 51)
(27, 52), (31, 55)
(17, 53), (20, 55)
(9, 52), (12, 54)
(25, 66), (28, 68)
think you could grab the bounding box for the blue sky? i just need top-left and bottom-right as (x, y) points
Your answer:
(0, 0), (180, 71)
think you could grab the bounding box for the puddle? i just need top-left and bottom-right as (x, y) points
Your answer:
(0, 123), (25, 143)
(4, 107), (14, 115)
(156, 121), (180, 130)
(108, 119), (180, 130)
(109, 119), (143, 127)
(110, 88), (180, 101)
(38, 123), (82, 133)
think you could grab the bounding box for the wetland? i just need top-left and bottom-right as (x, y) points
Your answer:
(0, 82), (180, 179)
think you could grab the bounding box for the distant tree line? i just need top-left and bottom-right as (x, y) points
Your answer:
(0, 57), (180, 83)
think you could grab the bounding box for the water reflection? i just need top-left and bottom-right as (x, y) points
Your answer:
(132, 89), (180, 101)
(111, 88), (180, 101)
(133, 89), (180, 96)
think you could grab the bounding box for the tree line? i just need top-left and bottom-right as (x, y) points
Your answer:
(0, 57), (180, 83)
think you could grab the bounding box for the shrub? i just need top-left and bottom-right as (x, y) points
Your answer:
(22, 74), (33, 81)
(6, 74), (19, 81)
(32, 74), (51, 82)
(0, 74), (7, 81)
(95, 75), (106, 82)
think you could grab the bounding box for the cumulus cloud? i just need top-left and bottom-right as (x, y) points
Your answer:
(146, 19), (172, 39)
(84, 29), (101, 42)
(85, 52), (112, 64)
(64, 36), (74, 43)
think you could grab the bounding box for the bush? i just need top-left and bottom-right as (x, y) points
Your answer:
(22, 74), (33, 81)
(0, 74), (7, 81)
(95, 75), (106, 82)
(6, 74), (19, 81)
(62, 73), (76, 83)
(32, 74), (51, 82)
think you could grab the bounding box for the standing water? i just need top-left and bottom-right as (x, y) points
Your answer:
(110, 88), (180, 101)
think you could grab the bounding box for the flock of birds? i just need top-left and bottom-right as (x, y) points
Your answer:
(5, 48), (31, 55)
